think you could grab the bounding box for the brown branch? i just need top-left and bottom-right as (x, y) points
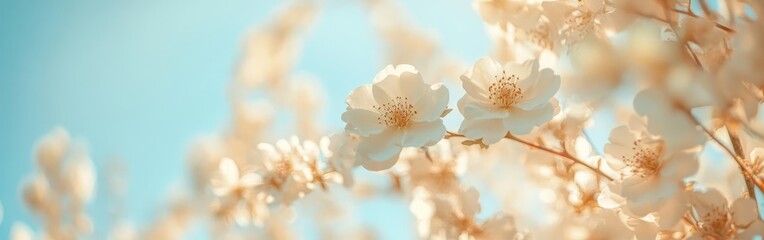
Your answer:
(504, 133), (615, 181)
(726, 123), (760, 217)
(446, 131), (615, 181)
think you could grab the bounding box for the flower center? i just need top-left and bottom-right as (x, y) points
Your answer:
(700, 206), (731, 236)
(623, 139), (663, 178)
(564, 9), (595, 41)
(375, 96), (417, 128)
(488, 70), (523, 109)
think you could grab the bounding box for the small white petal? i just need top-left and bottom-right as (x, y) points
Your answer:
(357, 129), (404, 161)
(459, 118), (506, 144)
(402, 119), (446, 148)
(413, 84), (449, 122)
(731, 197), (758, 227)
(341, 109), (385, 136)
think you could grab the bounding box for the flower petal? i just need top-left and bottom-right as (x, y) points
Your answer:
(516, 68), (560, 110)
(359, 151), (400, 171)
(503, 100), (557, 135)
(346, 84), (377, 111)
(459, 118), (507, 144)
(731, 197), (758, 228)
(357, 128), (404, 161)
(506, 58), (539, 88)
(341, 109), (385, 136)
(458, 95), (508, 120)
(413, 83), (449, 122)
(462, 57), (501, 101)
(655, 192), (688, 229)
(659, 150), (698, 180)
(403, 119), (446, 148)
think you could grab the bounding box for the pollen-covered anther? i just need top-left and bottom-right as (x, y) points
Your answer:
(375, 96), (417, 128)
(488, 70), (523, 109)
(623, 139), (664, 178)
(564, 10), (595, 40)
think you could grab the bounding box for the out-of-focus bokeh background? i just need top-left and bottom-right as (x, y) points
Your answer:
(0, 1), (489, 239)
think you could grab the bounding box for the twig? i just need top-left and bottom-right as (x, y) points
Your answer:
(446, 131), (614, 181)
(726, 123), (760, 216)
(421, 147), (434, 162)
(504, 133), (615, 181)
(670, 8), (735, 34)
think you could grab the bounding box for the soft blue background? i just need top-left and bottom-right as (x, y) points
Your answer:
(0, 1), (488, 239)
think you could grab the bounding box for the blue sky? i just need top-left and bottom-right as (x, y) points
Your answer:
(0, 1), (488, 239)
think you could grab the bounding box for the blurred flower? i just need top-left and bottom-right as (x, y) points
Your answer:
(687, 188), (761, 239)
(210, 158), (261, 198)
(10, 222), (34, 240)
(322, 132), (360, 187)
(67, 155), (96, 204)
(600, 118), (699, 228)
(543, 0), (645, 45)
(35, 127), (69, 179)
(256, 138), (313, 205)
(474, 0), (542, 30)
(748, 148), (764, 180)
(342, 64), (449, 170)
(404, 140), (467, 194)
(458, 57), (560, 144)
(416, 186), (519, 239)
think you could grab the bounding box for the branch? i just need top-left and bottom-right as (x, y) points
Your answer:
(503, 133), (615, 181)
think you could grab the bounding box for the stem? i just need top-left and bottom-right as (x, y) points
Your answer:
(726, 123), (760, 216)
(504, 133), (615, 181)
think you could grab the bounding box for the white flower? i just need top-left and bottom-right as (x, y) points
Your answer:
(342, 64), (449, 171)
(10, 222), (34, 240)
(458, 57), (560, 144)
(474, 0), (542, 30)
(67, 155), (96, 204)
(421, 186), (518, 239)
(210, 158), (261, 197)
(600, 118), (699, 228)
(323, 132), (361, 187)
(256, 139), (313, 205)
(688, 188), (760, 239)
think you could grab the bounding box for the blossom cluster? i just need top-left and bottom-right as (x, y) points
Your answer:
(9, 0), (764, 239)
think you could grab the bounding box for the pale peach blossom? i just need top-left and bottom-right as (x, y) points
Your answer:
(458, 57), (560, 144)
(342, 64), (449, 170)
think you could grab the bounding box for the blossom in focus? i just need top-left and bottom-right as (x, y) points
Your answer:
(458, 57), (560, 144)
(342, 64), (449, 170)
(600, 118), (699, 228)
(687, 188), (761, 239)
